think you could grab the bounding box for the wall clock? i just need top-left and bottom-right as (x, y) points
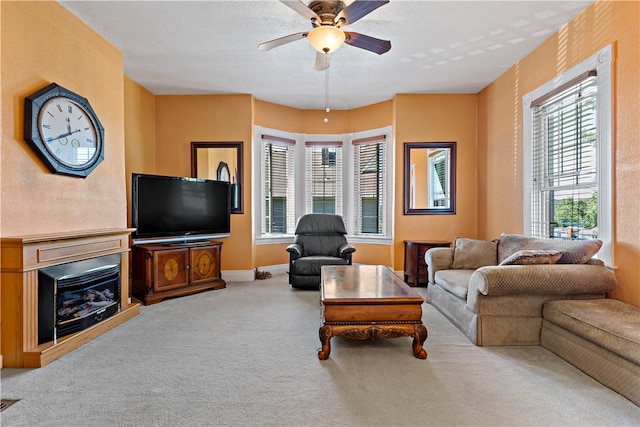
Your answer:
(24, 82), (104, 178)
(217, 161), (230, 182)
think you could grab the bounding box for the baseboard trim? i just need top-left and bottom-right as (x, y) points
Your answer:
(221, 264), (289, 282)
(221, 265), (401, 283)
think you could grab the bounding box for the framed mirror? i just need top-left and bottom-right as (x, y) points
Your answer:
(191, 141), (243, 214)
(404, 142), (456, 215)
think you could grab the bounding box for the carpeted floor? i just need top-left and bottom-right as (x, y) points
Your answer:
(0, 274), (638, 426)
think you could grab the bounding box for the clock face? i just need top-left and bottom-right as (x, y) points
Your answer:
(24, 83), (104, 178)
(217, 161), (230, 182)
(38, 97), (99, 168)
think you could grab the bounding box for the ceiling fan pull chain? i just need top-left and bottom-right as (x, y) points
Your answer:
(324, 67), (330, 123)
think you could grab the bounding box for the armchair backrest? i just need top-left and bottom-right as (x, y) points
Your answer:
(294, 214), (348, 257)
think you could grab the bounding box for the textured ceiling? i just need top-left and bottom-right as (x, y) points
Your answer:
(60, 0), (594, 110)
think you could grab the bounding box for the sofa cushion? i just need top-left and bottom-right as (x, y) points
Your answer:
(295, 235), (348, 257)
(291, 256), (349, 276)
(499, 249), (563, 266)
(434, 270), (474, 299)
(498, 234), (602, 264)
(451, 237), (498, 270)
(543, 299), (640, 365)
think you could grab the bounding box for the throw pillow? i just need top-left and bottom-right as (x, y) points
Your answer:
(499, 249), (563, 266)
(498, 234), (602, 264)
(451, 237), (498, 270)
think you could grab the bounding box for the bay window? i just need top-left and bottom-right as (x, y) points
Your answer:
(254, 126), (393, 244)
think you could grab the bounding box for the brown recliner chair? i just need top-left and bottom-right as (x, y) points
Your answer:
(286, 213), (356, 290)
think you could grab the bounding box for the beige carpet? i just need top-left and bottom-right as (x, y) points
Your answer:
(1, 274), (638, 426)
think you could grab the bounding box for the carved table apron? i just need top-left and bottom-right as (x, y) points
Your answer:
(319, 265), (428, 360)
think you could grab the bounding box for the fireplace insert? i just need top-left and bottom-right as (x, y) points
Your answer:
(38, 254), (121, 344)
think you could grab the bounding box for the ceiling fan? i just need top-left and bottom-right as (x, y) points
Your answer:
(258, 0), (391, 71)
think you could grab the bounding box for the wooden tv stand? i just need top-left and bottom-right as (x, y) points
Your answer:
(131, 240), (225, 305)
(0, 229), (140, 368)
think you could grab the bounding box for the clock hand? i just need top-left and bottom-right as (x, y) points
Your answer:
(66, 117), (71, 133)
(48, 128), (82, 142)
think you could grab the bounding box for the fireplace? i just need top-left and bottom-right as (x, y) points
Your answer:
(38, 253), (121, 345)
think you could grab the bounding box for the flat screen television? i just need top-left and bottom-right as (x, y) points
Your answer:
(131, 173), (231, 244)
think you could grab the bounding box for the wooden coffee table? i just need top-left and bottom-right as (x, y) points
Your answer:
(318, 265), (428, 360)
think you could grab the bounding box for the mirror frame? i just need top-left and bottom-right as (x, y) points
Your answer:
(403, 142), (457, 215)
(191, 141), (244, 214)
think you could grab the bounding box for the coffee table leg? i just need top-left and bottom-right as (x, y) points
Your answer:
(412, 324), (428, 359)
(318, 325), (332, 360)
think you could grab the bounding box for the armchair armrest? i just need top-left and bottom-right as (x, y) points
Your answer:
(339, 244), (356, 264)
(425, 247), (454, 285)
(286, 243), (302, 260)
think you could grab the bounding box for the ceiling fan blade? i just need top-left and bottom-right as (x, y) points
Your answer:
(340, 0), (389, 26)
(344, 32), (391, 55)
(258, 32), (308, 51)
(314, 51), (330, 71)
(280, 0), (320, 22)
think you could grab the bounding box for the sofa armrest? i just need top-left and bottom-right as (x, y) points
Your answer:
(425, 247), (454, 285)
(469, 264), (616, 298)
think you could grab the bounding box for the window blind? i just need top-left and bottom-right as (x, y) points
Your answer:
(529, 71), (598, 239)
(261, 135), (296, 234)
(428, 149), (449, 208)
(304, 141), (343, 215)
(353, 135), (386, 235)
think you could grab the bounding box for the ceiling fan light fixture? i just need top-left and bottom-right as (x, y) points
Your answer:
(308, 26), (345, 53)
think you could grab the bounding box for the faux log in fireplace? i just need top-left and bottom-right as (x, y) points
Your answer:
(0, 229), (140, 368)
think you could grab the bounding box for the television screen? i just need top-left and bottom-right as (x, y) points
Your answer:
(132, 173), (231, 243)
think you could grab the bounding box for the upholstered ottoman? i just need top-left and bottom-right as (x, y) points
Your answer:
(541, 299), (640, 405)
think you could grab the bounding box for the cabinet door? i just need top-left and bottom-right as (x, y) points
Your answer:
(416, 244), (429, 282)
(153, 248), (189, 291)
(404, 242), (419, 277)
(190, 245), (220, 285)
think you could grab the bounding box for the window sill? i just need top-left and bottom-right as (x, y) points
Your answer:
(256, 235), (295, 245)
(256, 235), (392, 246)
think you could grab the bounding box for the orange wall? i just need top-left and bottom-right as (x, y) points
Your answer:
(479, 0), (640, 306)
(124, 77), (156, 225)
(1, 1), (127, 237)
(153, 95), (254, 271)
(393, 94), (478, 269)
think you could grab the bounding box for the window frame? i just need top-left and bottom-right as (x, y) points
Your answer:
(303, 137), (344, 216)
(522, 44), (613, 266)
(349, 132), (392, 241)
(254, 131), (300, 243)
(254, 125), (393, 245)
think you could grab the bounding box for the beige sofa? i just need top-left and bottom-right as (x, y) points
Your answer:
(425, 234), (616, 346)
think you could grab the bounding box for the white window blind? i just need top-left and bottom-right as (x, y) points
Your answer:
(304, 141), (343, 215)
(261, 134), (296, 235)
(352, 135), (386, 235)
(529, 71), (599, 240)
(428, 149), (450, 208)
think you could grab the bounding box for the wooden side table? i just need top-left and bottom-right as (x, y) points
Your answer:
(404, 240), (452, 286)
